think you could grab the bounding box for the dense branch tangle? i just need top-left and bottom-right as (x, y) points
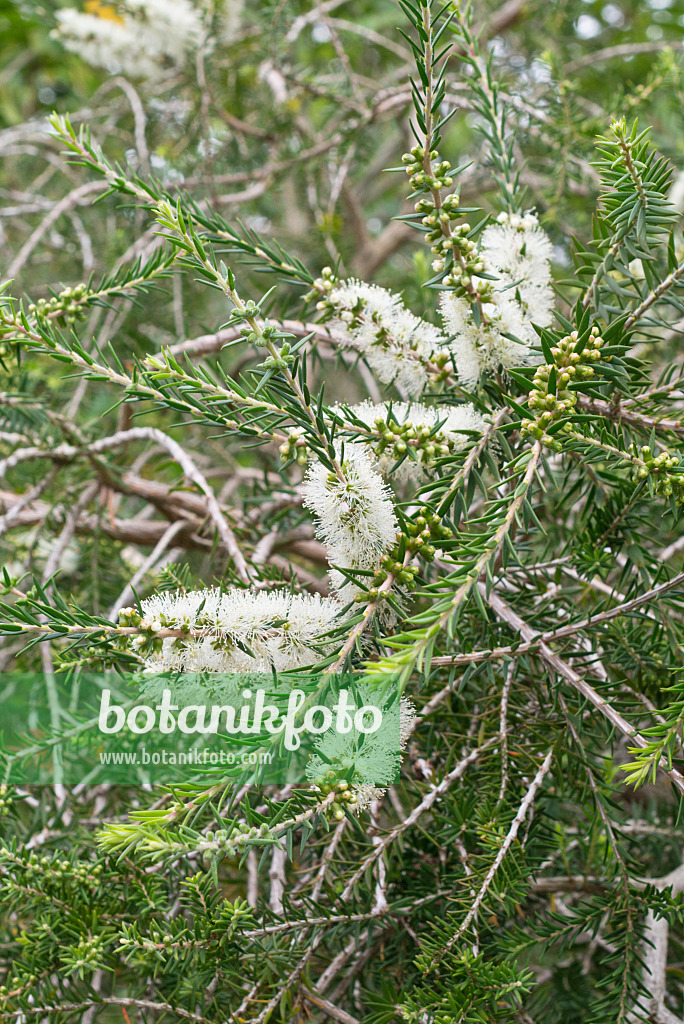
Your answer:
(2, 3), (684, 1024)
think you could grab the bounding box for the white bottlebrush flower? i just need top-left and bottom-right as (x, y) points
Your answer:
(133, 587), (341, 673)
(308, 694), (416, 815)
(399, 695), (416, 750)
(53, 0), (208, 78)
(440, 292), (532, 386)
(351, 784), (387, 812)
(215, 0), (244, 40)
(53, 9), (149, 77)
(302, 445), (398, 595)
(348, 696), (415, 811)
(323, 279), (450, 396)
(479, 210), (555, 332)
(335, 399), (487, 483)
(439, 211), (554, 386)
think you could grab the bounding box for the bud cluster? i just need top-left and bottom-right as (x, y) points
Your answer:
(309, 266), (387, 333)
(355, 507), (452, 604)
(371, 415), (453, 468)
(203, 821), (273, 859)
(521, 326), (606, 451)
(0, 848), (103, 886)
(0, 785), (11, 814)
(628, 443), (684, 502)
(117, 605), (165, 658)
(279, 429), (308, 465)
(402, 143), (489, 300)
(404, 507), (453, 559)
(66, 936), (106, 975)
(430, 349), (454, 383)
(28, 283), (88, 325)
(258, 339), (295, 371)
(435, 220), (490, 299)
(118, 605), (143, 627)
(228, 303), (284, 348)
(306, 264), (337, 306)
(312, 771), (358, 820)
(227, 299), (261, 325)
(0, 977), (34, 999)
(358, 554), (419, 603)
(402, 142), (454, 193)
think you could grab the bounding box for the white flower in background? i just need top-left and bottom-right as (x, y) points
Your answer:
(125, 0), (203, 60)
(399, 695), (416, 748)
(216, 0), (244, 40)
(53, 8), (150, 77)
(302, 445), (398, 595)
(53, 0), (224, 78)
(321, 279), (450, 396)
(335, 399), (487, 483)
(439, 210), (554, 386)
(127, 588), (341, 673)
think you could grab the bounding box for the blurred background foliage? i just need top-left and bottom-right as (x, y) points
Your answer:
(3, 0), (684, 305)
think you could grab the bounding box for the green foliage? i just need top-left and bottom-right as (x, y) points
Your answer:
(2, 2), (684, 1023)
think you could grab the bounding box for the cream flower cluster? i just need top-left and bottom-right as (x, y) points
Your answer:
(347, 693), (417, 812)
(126, 588), (341, 673)
(53, 0), (236, 78)
(440, 211), (555, 386)
(440, 292), (530, 386)
(302, 445), (398, 596)
(309, 695), (416, 814)
(480, 211), (555, 328)
(320, 278), (450, 396)
(336, 400), (487, 483)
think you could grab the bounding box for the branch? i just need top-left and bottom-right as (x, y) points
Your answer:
(426, 749), (554, 969)
(482, 584), (684, 795)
